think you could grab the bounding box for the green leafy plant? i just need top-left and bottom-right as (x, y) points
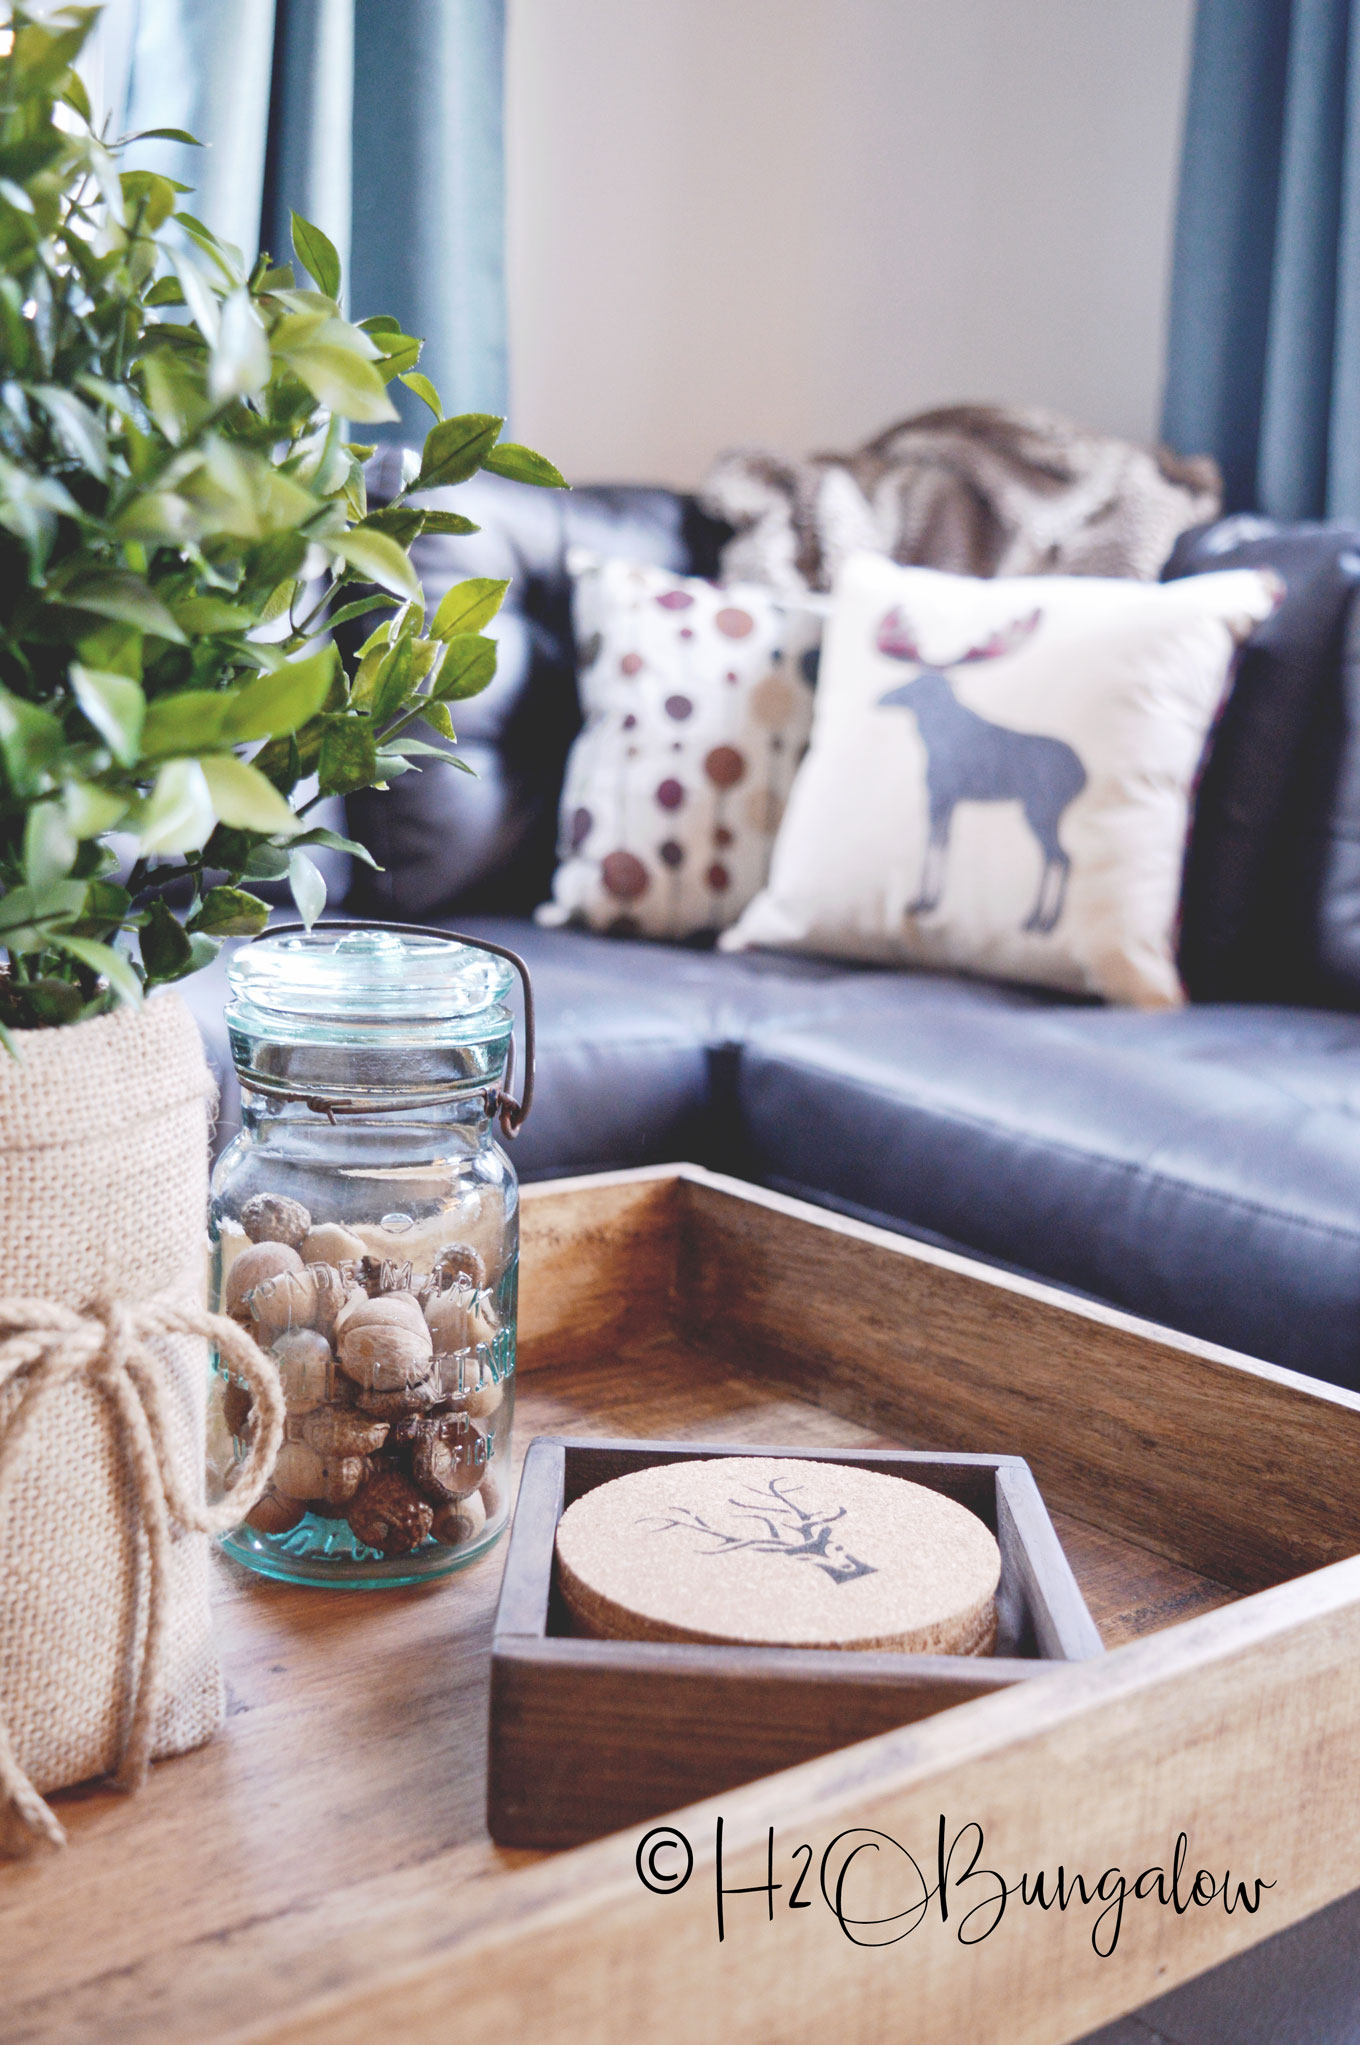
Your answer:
(0, 3), (564, 1036)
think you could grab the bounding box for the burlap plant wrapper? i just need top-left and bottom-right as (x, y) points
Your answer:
(0, 995), (281, 1853)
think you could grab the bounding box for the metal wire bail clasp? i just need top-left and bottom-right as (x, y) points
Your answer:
(252, 919), (536, 1139)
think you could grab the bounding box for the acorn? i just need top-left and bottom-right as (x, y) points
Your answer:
(356, 1374), (442, 1419)
(250, 1262), (347, 1342)
(432, 1489), (487, 1548)
(303, 1404), (389, 1456)
(335, 1290), (427, 1342)
(346, 1468), (434, 1556)
(272, 1440), (326, 1501)
(247, 1490), (306, 1535)
(300, 1222), (368, 1266)
(240, 1193), (312, 1248)
(425, 1282), (499, 1359)
(411, 1428), (485, 1504)
(271, 1327), (335, 1414)
(435, 1350), (504, 1419)
(432, 1241), (487, 1290)
(337, 1318), (434, 1393)
(225, 1240), (302, 1317)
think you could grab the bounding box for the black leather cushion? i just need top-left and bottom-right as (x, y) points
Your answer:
(182, 914), (1360, 1387)
(737, 968), (1360, 1386)
(1164, 515), (1360, 1003)
(343, 458), (728, 920)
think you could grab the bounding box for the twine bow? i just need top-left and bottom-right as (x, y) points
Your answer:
(0, 1297), (284, 1852)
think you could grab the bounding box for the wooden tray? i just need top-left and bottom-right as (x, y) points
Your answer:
(490, 1437), (1102, 1844)
(6, 1163), (1360, 2045)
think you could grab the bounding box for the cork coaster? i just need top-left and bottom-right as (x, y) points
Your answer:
(554, 1457), (1001, 1655)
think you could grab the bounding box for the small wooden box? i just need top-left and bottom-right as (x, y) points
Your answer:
(488, 1435), (1102, 1846)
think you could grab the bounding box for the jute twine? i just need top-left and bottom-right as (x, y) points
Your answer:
(0, 1298), (283, 1851)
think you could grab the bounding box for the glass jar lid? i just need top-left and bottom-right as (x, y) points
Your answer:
(226, 926), (517, 1108)
(227, 927), (514, 1040)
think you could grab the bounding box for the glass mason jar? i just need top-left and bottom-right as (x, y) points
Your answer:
(206, 923), (531, 1588)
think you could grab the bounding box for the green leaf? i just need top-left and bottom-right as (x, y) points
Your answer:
(69, 665), (145, 766)
(60, 67), (92, 124)
(259, 578), (299, 626)
(282, 342), (398, 423)
(140, 898), (194, 985)
(199, 754), (304, 837)
(74, 622), (143, 679)
(241, 843), (291, 882)
(418, 511), (479, 537)
(431, 577), (508, 640)
(387, 735), (458, 761)
(423, 700), (456, 742)
(133, 760), (216, 854)
(172, 250), (221, 344)
(371, 638), (415, 724)
(416, 412), (503, 489)
(210, 289), (270, 401)
(0, 880), (88, 936)
(288, 849), (327, 930)
(119, 169), (181, 232)
(217, 645), (338, 743)
(291, 824), (380, 871)
(0, 688), (64, 796)
(290, 211), (341, 301)
(318, 719), (379, 796)
(482, 442), (568, 490)
(175, 212), (244, 285)
(141, 689), (228, 759)
(431, 633), (498, 702)
(69, 879), (132, 936)
(124, 126), (201, 146)
(63, 780), (127, 840)
(326, 593), (399, 632)
(168, 595), (254, 634)
(187, 886), (271, 937)
(58, 570), (187, 644)
(31, 386), (108, 478)
(356, 505), (426, 548)
(370, 333), (421, 378)
(23, 978), (84, 1026)
(48, 936), (142, 1009)
(335, 528), (422, 602)
(399, 371), (442, 419)
(23, 803), (76, 889)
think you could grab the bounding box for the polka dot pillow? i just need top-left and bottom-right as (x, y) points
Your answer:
(536, 552), (821, 939)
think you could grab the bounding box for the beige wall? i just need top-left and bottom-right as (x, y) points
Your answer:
(505, 0), (1195, 488)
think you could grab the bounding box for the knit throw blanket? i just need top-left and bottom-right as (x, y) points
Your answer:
(700, 404), (1222, 593)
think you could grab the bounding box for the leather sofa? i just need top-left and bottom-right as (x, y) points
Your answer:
(183, 458), (1360, 1394)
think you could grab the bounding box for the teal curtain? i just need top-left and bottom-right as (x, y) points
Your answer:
(99, 0), (506, 438)
(1162, 0), (1360, 517)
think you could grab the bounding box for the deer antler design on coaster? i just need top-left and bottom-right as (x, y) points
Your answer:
(640, 1474), (877, 1586)
(554, 1457), (1000, 1653)
(875, 606), (1087, 934)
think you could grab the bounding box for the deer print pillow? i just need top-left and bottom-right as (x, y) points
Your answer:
(723, 553), (1279, 1006)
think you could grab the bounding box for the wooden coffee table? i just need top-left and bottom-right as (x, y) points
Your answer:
(4, 1163), (1360, 2045)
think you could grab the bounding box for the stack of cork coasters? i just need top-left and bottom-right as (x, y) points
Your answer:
(488, 1439), (1101, 1849)
(554, 1456), (1001, 1655)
